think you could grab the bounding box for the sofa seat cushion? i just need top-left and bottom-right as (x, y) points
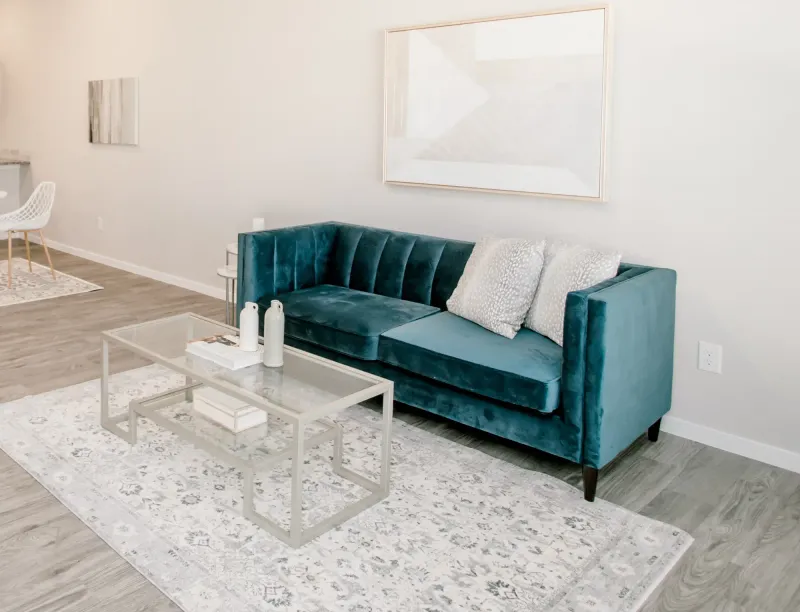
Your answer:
(379, 312), (563, 414)
(260, 285), (440, 361)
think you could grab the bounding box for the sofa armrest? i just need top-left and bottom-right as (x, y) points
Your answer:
(236, 223), (338, 321)
(562, 266), (677, 469)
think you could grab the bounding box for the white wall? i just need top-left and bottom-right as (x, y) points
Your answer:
(1, 0), (799, 461)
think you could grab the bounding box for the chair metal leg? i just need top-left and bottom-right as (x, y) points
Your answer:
(24, 231), (32, 272)
(7, 231), (12, 288)
(38, 230), (56, 280)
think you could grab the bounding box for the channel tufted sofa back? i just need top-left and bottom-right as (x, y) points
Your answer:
(237, 222), (475, 309)
(326, 224), (474, 308)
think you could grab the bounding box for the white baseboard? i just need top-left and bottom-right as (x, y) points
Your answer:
(27, 234), (227, 301)
(16, 234), (800, 474)
(662, 415), (800, 474)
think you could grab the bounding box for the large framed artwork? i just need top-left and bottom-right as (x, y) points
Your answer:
(88, 77), (139, 145)
(384, 7), (610, 201)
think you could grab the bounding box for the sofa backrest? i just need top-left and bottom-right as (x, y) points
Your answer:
(326, 224), (474, 308)
(239, 221), (633, 312)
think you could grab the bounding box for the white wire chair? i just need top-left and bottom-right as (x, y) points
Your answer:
(0, 182), (57, 288)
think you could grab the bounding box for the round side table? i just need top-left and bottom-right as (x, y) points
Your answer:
(217, 265), (237, 325)
(226, 242), (238, 266)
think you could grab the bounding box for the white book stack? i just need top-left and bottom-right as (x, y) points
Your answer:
(185, 334), (267, 433)
(185, 334), (263, 370)
(192, 387), (268, 433)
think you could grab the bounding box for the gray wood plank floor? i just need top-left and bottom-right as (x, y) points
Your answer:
(1, 242), (798, 612)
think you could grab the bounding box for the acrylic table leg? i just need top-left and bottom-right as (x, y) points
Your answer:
(243, 466), (255, 517)
(290, 422), (305, 546)
(100, 340), (110, 425)
(128, 400), (138, 445)
(332, 422), (344, 471)
(380, 385), (394, 494)
(185, 317), (196, 401)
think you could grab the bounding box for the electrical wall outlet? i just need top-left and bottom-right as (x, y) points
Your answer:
(698, 341), (722, 373)
(97, 216), (104, 231)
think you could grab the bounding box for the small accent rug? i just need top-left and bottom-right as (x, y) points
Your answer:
(0, 366), (692, 612)
(0, 257), (102, 307)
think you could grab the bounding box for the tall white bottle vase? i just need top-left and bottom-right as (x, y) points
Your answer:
(239, 302), (260, 352)
(263, 300), (285, 367)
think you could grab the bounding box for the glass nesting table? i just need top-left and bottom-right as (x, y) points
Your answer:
(100, 313), (394, 548)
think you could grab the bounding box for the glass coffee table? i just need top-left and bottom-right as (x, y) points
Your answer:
(100, 313), (394, 548)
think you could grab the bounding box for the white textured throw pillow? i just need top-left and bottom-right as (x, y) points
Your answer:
(447, 237), (546, 339)
(525, 242), (622, 346)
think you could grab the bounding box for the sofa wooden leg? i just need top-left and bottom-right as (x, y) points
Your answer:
(648, 418), (662, 442)
(582, 466), (598, 502)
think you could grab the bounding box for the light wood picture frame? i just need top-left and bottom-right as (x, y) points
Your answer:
(384, 6), (611, 201)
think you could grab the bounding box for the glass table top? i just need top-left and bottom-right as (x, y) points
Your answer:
(105, 313), (386, 418)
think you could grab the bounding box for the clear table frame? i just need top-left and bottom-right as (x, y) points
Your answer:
(100, 313), (394, 548)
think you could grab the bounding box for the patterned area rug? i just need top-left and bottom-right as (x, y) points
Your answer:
(0, 257), (102, 307)
(0, 366), (692, 612)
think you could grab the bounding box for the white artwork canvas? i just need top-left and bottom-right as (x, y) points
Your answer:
(88, 77), (139, 145)
(384, 8), (610, 200)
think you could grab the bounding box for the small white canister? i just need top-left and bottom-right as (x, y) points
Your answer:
(263, 300), (285, 367)
(238, 302), (260, 352)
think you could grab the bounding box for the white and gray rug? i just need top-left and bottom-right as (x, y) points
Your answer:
(0, 257), (102, 307)
(0, 366), (692, 612)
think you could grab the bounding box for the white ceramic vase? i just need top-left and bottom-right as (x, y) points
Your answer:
(263, 300), (284, 367)
(238, 302), (260, 352)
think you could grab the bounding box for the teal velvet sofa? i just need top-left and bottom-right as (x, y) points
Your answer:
(237, 222), (677, 501)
